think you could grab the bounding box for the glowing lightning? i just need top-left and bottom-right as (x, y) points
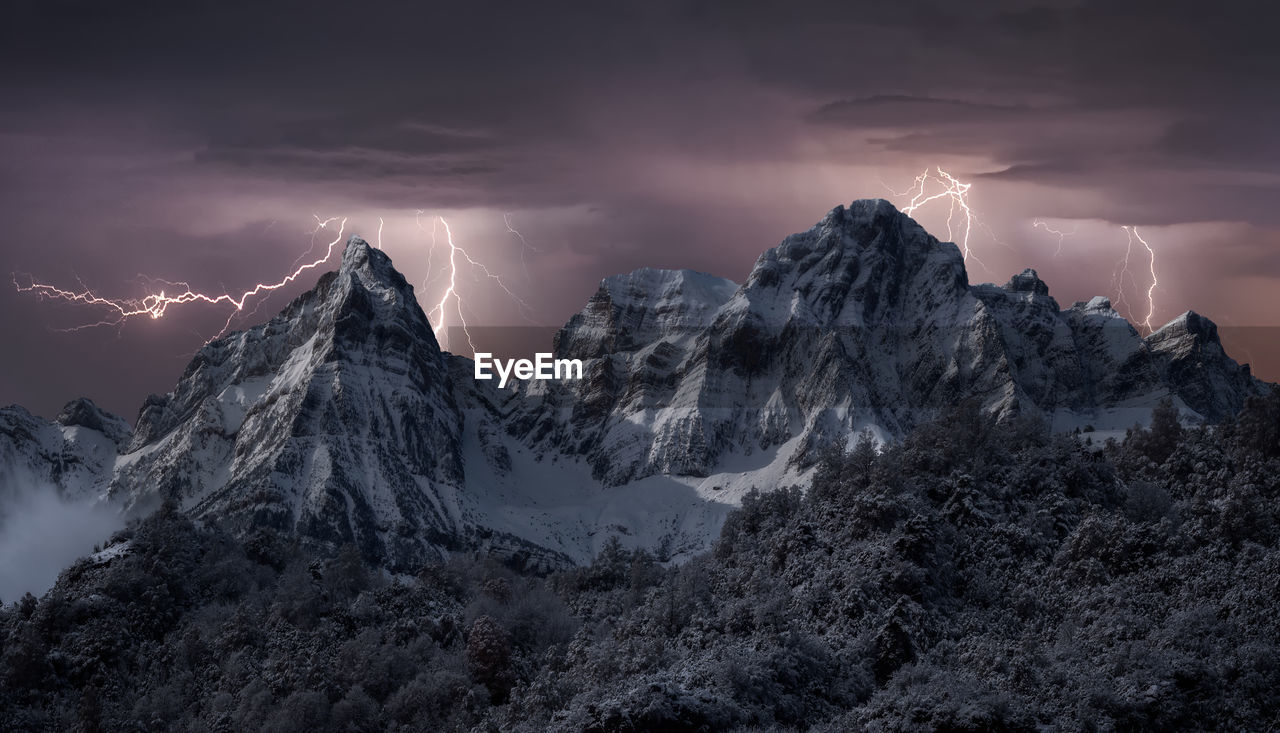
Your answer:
(888, 171), (1162, 332)
(1112, 225), (1138, 319)
(285, 215), (341, 274)
(423, 215), (534, 354)
(504, 212), (541, 281)
(414, 209), (439, 292)
(1119, 225), (1159, 333)
(14, 218), (347, 338)
(1028, 218), (1159, 330)
(890, 167), (992, 272)
(1032, 219), (1078, 257)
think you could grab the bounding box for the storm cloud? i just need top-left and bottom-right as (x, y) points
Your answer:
(3, 0), (1279, 418)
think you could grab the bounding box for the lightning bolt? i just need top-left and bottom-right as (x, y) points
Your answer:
(889, 167), (993, 272)
(888, 171), (1163, 332)
(1119, 225), (1159, 333)
(376, 216), (384, 250)
(1112, 226), (1137, 319)
(284, 215), (342, 274)
(414, 209), (439, 292)
(13, 218), (347, 339)
(1032, 219), (1078, 257)
(422, 215), (534, 354)
(504, 212), (541, 281)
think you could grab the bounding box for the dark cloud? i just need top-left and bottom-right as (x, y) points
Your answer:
(2, 0), (1280, 417)
(810, 96), (1036, 127)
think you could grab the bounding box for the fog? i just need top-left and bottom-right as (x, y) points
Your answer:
(0, 478), (124, 603)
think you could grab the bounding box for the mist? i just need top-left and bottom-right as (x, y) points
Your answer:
(0, 479), (124, 603)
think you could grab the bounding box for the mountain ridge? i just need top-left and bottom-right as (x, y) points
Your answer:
(0, 200), (1267, 568)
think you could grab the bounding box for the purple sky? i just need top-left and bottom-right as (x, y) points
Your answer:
(3, 0), (1280, 420)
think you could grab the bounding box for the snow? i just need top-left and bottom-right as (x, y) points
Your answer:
(216, 375), (274, 434)
(458, 407), (804, 563)
(90, 539), (133, 565)
(2, 211), (1266, 572)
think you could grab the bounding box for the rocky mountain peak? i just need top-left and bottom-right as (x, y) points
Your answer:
(555, 267), (738, 359)
(1004, 268), (1050, 296)
(1071, 295), (1119, 316)
(338, 235), (404, 291)
(4, 200), (1270, 574)
(1148, 310), (1218, 346)
(105, 238), (476, 571)
(54, 398), (131, 447)
(1144, 310), (1255, 420)
(733, 199), (968, 330)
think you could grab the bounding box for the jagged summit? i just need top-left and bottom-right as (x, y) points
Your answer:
(1, 398), (124, 504)
(109, 230), (473, 570)
(338, 235), (402, 285)
(1073, 295), (1117, 314)
(1145, 309), (1256, 420)
(1150, 310), (1216, 341)
(733, 198), (968, 331)
(521, 199), (1267, 488)
(340, 233), (375, 267)
(1004, 268), (1050, 296)
(1, 198), (1270, 569)
(55, 398), (130, 446)
(556, 267), (738, 358)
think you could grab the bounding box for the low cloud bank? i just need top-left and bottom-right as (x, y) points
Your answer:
(0, 479), (123, 603)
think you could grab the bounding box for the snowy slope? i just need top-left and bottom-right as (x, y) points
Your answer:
(0, 200), (1268, 568)
(108, 239), (474, 571)
(510, 200), (1266, 490)
(0, 398), (128, 514)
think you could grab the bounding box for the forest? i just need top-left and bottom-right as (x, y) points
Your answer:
(2, 391), (1278, 732)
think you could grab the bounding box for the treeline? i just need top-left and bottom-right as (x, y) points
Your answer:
(2, 390), (1279, 731)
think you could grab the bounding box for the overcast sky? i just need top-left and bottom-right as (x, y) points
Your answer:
(3, 0), (1279, 419)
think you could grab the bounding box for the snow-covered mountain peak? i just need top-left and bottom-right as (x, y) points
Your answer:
(340, 233), (375, 268)
(55, 398), (131, 447)
(3, 198), (1270, 573)
(599, 267), (738, 311)
(104, 235), (481, 570)
(555, 267), (738, 359)
(1074, 295), (1119, 315)
(1148, 310), (1216, 344)
(1003, 268), (1050, 297)
(731, 198), (967, 330)
(327, 235), (441, 355)
(329, 234), (436, 341)
(338, 235), (401, 290)
(1142, 310), (1256, 420)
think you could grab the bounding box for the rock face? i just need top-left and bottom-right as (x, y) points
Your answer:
(104, 239), (477, 570)
(1145, 310), (1261, 421)
(513, 200), (1266, 486)
(0, 399), (125, 516)
(0, 200), (1268, 566)
(554, 267), (739, 358)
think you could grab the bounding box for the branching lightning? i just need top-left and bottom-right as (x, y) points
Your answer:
(889, 167), (994, 272)
(286, 215), (342, 274)
(504, 212), (541, 282)
(1120, 225), (1159, 333)
(16, 189), (1162, 351)
(1032, 219), (1077, 257)
(889, 169), (1164, 331)
(13, 218), (347, 338)
(1029, 218), (1159, 332)
(421, 215), (535, 354)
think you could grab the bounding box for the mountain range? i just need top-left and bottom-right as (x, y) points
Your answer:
(0, 199), (1265, 571)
